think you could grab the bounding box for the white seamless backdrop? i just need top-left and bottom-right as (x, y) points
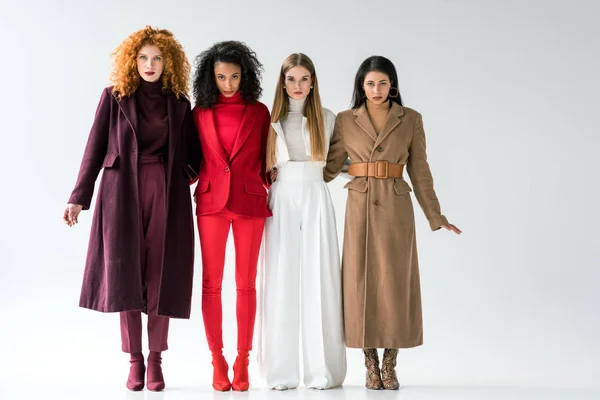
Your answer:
(0, 0), (598, 398)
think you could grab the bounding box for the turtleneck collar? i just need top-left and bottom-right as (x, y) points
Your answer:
(138, 79), (164, 95)
(288, 96), (306, 113)
(218, 91), (244, 104)
(365, 99), (392, 113)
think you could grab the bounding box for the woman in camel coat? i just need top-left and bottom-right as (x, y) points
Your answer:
(324, 56), (461, 391)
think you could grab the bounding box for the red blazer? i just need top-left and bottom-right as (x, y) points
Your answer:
(193, 101), (272, 218)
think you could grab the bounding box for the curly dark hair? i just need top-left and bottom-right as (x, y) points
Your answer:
(192, 40), (263, 108)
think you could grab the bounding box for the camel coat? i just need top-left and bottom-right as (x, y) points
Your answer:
(324, 102), (448, 349)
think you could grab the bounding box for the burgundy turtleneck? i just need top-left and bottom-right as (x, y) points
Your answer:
(136, 79), (168, 156)
(213, 91), (246, 159)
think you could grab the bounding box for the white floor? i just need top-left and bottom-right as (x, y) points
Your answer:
(2, 384), (599, 400)
(3, 176), (599, 400)
(2, 339), (598, 400)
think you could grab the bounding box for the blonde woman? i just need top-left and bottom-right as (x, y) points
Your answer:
(257, 53), (346, 390)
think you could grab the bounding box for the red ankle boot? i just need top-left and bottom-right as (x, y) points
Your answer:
(147, 351), (165, 392)
(211, 350), (231, 391)
(232, 350), (250, 391)
(126, 352), (145, 391)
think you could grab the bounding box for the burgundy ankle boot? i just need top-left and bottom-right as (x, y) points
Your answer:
(147, 351), (165, 391)
(232, 350), (250, 391)
(126, 352), (145, 391)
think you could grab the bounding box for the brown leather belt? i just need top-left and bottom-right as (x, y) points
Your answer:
(348, 161), (404, 179)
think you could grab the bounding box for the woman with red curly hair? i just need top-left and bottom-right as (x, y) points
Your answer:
(63, 26), (201, 392)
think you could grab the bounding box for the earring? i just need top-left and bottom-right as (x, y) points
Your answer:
(388, 87), (399, 98)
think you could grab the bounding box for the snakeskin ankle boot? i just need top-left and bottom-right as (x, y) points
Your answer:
(381, 348), (400, 390)
(363, 348), (384, 390)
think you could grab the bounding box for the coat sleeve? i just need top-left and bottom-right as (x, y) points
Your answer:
(406, 113), (449, 231)
(68, 88), (112, 210)
(323, 114), (348, 183)
(184, 106), (202, 185)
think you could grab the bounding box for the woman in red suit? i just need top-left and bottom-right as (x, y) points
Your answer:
(192, 41), (271, 392)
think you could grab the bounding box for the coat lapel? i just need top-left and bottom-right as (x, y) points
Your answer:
(116, 94), (138, 140)
(200, 108), (229, 165)
(302, 117), (311, 156)
(166, 95), (187, 167)
(271, 121), (290, 162)
(230, 103), (258, 161)
(272, 120), (285, 139)
(353, 105), (377, 141)
(373, 102), (404, 149)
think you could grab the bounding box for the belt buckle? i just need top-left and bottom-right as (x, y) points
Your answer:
(375, 160), (389, 179)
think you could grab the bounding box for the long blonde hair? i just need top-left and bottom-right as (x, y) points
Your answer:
(266, 53), (326, 171)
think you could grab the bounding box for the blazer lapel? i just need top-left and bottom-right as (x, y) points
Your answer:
(116, 94), (138, 140)
(230, 103), (258, 161)
(200, 108), (229, 165)
(353, 105), (377, 141)
(373, 102), (404, 149)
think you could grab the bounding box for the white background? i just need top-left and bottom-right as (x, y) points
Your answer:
(1, 0), (598, 399)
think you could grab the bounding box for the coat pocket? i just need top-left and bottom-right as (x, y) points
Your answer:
(101, 153), (119, 168)
(344, 178), (368, 192)
(244, 182), (267, 197)
(393, 179), (412, 195)
(195, 180), (210, 195)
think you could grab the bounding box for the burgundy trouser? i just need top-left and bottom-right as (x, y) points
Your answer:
(120, 156), (170, 353)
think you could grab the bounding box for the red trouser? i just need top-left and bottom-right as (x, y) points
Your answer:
(120, 156), (170, 353)
(198, 211), (265, 351)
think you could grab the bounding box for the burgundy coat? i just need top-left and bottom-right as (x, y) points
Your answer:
(68, 86), (202, 319)
(192, 102), (272, 218)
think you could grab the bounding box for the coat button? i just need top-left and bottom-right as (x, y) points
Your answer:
(377, 146), (384, 152)
(224, 167), (230, 172)
(373, 200), (380, 206)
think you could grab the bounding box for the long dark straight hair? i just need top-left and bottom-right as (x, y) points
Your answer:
(351, 56), (403, 109)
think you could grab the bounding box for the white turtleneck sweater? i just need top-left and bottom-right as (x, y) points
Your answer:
(280, 97), (309, 161)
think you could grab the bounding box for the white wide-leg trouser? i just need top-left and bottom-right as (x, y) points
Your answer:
(258, 163), (347, 389)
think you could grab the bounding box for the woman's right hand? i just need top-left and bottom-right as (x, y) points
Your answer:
(63, 204), (83, 227)
(269, 168), (278, 183)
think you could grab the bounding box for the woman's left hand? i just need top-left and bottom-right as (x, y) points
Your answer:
(442, 223), (462, 235)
